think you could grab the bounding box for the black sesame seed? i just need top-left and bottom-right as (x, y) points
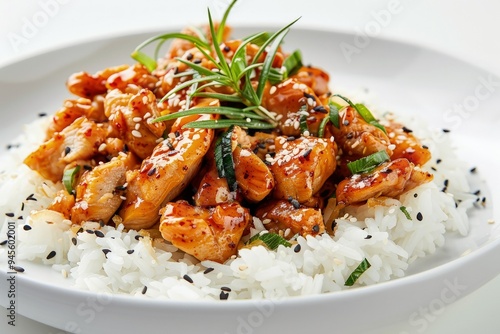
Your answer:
(38, 112), (47, 117)
(473, 190), (481, 196)
(13, 265), (25, 273)
(186, 52), (193, 60)
(288, 196), (300, 209)
(303, 148), (312, 158)
(422, 145), (429, 149)
(127, 249), (135, 255)
(86, 229), (95, 234)
(21, 202), (24, 211)
(77, 227), (84, 234)
(221, 286), (231, 292)
(220, 291), (229, 300)
(64, 146), (71, 156)
(83, 164), (93, 171)
(444, 179), (449, 187)
(193, 59), (202, 64)
(183, 274), (193, 283)
(94, 230), (105, 238)
(442, 129), (450, 133)
(312, 106), (327, 113)
(402, 126), (413, 133)
(142, 286), (148, 295)
(102, 249), (111, 257)
(312, 225), (320, 233)
(99, 220), (105, 227)
(134, 235), (144, 241)
(287, 136), (296, 141)
(365, 235), (372, 239)
(346, 132), (354, 139)
(26, 194), (37, 201)
(115, 185), (127, 191)
(303, 92), (315, 100)
(0, 240), (8, 246)
(71, 237), (77, 246)
(482, 197), (486, 204)
(294, 244), (301, 253)
(455, 202), (458, 208)
(431, 167), (437, 171)
(23, 225), (32, 231)
(5, 212), (14, 217)
(436, 159), (442, 164)
(203, 267), (214, 274)
(17, 216), (23, 220)
(123, 144), (129, 153)
(167, 141), (175, 150)
(223, 45), (231, 52)
(413, 193), (418, 198)
(46, 250), (56, 260)
(416, 212), (423, 221)
(147, 167), (157, 176)
(470, 167), (477, 173)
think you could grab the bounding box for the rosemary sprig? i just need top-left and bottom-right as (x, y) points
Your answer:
(131, 0), (300, 129)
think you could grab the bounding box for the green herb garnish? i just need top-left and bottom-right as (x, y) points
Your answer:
(132, 0), (300, 129)
(345, 258), (371, 286)
(400, 206), (412, 220)
(333, 94), (386, 133)
(347, 150), (390, 175)
(248, 232), (292, 250)
(63, 165), (80, 194)
(214, 126), (237, 191)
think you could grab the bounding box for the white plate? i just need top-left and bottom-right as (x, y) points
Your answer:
(0, 27), (499, 334)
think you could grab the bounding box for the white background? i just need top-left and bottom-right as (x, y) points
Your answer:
(1, 0), (500, 333)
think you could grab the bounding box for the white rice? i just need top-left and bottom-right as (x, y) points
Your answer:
(0, 104), (479, 301)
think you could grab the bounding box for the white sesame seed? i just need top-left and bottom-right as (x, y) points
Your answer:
(209, 100), (218, 106)
(133, 117), (142, 123)
(143, 112), (152, 119)
(192, 134), (200, 140)
(134, 123), (140, 131)
(388, 144), (396, 150)
(132, 130), (142, 138)
(270, 86), (277, 95)
(98, 143), (107, 152)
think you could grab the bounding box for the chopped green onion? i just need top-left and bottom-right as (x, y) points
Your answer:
(333, 94), (386, 133)
(345, 258), (371, 286)
(317, 116), (330, 138)
(63, 165), (81, 194)
(215, 126), (237, 191)
(347, 150), (390, 175)
(248, 232), (292, 250)
(183, 119), (275, 130)
(400, 206), (412, 220)
(152, 106), (267, 123)
(328, 100), (340, 128)
(282, 49), (303, 78)
(131, 50), (157, 73)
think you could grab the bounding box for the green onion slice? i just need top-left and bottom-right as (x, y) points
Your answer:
(328, 100), (340, 128)
(400, 206), (412, 220)
(282, 49), (303, 78)
(345, 258), (371, 286)
(215, 126), (237, 191)
(299, 105), (308, 134)
(248, 232), (292, 250)
(333, 94), (386, 133)
(347, 150), (390, 175)
(63, 165), (81, 194)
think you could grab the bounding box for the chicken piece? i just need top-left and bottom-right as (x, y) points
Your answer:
(71, 157), (127, 225)
(332, 106), (392, 158)
(105, 88), (166, 159)
(194, 161), (233, 207)
(46, 98), (92, 138)
(384, 120), (431, 166)
(47, 189), (76, 219)
(24, 117), (107, 182)
(234, 145), (275, 202)
(106, 64), (158, 92)
(159, 201), (250, 263)
(269, 136), (336, 203)
(290, 66), (330, 96)
(336, 158), (433, 206)
(255, 200), (325, 238)
(66, 65), (128, 99)
(120, 108), (216, 230)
